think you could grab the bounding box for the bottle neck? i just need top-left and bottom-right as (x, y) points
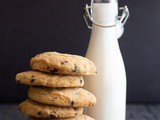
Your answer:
(92, 2), (118, 26)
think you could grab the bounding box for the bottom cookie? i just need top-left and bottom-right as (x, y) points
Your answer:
(19, 99), (83, 119)
(28, 115), (94, 120)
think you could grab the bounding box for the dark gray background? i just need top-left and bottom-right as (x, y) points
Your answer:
(0, 0), (160, 103)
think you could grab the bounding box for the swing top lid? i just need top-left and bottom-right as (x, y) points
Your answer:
(93, 0), (117, 3)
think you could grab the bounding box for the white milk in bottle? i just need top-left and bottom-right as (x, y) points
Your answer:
(84, 0), (129, 120)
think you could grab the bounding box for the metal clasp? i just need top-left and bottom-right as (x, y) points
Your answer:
(83, 3), (130, 29)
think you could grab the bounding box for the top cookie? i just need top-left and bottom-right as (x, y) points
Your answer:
(30, 52), (97, 75)
(28, 115), (94, 120)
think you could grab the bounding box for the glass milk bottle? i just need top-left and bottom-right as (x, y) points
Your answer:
(83, 0), (129, 120)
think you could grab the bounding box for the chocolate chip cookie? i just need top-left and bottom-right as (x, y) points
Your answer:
(30, 52), (97, 75)
(28, 87), (97, 107)
(28, 115), (94, 120)
(19, 99), (83, 119)
(16, 71), (84, 88)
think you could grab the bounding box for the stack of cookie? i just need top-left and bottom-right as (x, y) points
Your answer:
(16, 52), (97, 120)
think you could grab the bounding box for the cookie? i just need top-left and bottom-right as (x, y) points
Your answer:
(28, 87), (97, 107)
(19, 99), (83, 119)
(16, 71), (84, 88)
(30, 52), (97, 75)
(28, 115), (94, 120)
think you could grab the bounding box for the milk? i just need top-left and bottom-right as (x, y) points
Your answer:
(85, 2), (126, 120)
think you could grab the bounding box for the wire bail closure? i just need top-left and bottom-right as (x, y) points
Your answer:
(83, 2), (130, 29)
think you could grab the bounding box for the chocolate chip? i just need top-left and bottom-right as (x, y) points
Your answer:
(30, 79), (35, 83)
(50, 113), (55, 118)
(47, 66), (50, 70)
(53, 97), (57, 99)
(72, 64), (78, 73)
(80, 80), (83, 84)
(50, 68), (58, 73)
(74, 107), (78, 110)
(71, 101), (74, 106)
(61, 61), (68, 65)
(30, 63), (34, 66)
(95, 71), (97, 74)
(31, 75), (34, 78)
(75, 113), (77, 116)
(92, 103), (95, 106)
(16, 79), (21, 83)
(37, 111), (41, 115)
